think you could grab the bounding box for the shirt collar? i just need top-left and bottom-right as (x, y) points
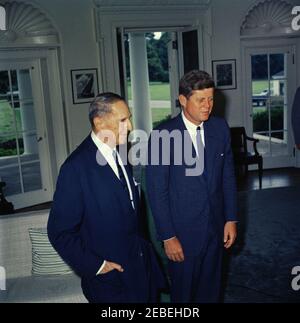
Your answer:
(181, 111), (203, 134)
(91, 131), (115, 156)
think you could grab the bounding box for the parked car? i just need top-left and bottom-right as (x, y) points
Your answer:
(252, 89), (269, 106)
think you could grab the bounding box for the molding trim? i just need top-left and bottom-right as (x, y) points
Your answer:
(241, 0), (297, 37)
(0, 1), (59, 45)
(94, 0), (210, 12)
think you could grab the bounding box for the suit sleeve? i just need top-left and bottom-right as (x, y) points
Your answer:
(145, 132), (176, 241)
(222, 121), (238, 222)
(47, 161), (104, 279)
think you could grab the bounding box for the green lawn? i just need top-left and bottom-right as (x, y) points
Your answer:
(0, 100), (21, 139)
(127, 82), (170, 101)
(252, 81), (268, 95)
(151, 108), (171, 126)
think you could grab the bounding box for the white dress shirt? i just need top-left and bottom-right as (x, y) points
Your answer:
(181, 111), (205, 153)
(91, 131), (134, 275)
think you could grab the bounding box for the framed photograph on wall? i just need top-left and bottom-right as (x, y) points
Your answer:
(71, 68), (99, 104)
(212, 59), (236, 90)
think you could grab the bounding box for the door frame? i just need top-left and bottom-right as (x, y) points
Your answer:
(0, 49), (67, 209)
(94, 3), (212, 94)
(241, 38), (297, 169)
(117, 25), (207, 121)
(177, 25), (205, 78)
(0, 59), (53, 208)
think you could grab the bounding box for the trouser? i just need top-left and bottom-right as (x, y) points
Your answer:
(168, 234), (223, 303)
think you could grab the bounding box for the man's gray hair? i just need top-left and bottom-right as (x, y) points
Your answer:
(89, 92), (125, 127)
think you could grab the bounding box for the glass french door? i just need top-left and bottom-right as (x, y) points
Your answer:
(0, 60), (52, 210)
(246, 46), (295, 168)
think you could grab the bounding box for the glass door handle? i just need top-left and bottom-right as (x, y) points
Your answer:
(37, 136), (43, 142)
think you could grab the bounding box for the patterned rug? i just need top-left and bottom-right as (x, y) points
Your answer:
(223, 186), (300, 303)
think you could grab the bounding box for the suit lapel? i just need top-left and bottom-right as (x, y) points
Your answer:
(177, 115), (207, 184)
(123, 163), (139, 213)
(203, 119), (220, 186)
(85, 136), (135, 213)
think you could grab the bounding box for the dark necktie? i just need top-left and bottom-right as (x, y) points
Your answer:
(113, 150), (128, 189)
(196, 126), (205, 176)
(112, 150), (134, 207)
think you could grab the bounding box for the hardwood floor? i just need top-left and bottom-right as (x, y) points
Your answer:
(236, 167), (300, 191)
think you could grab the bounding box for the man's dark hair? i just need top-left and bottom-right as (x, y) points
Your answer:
(179, 70), (215, 99)
(89, 92), (125, 128)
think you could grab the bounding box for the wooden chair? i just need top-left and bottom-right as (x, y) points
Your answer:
(230, 127), (263, 189)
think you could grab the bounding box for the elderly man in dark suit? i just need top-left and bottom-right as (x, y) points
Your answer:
(292, 87), (300, 150)
(146, 70), (237, 303)
(48, 92), (164, 303)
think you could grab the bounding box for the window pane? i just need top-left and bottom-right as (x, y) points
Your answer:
(270, 105), (283, 131)
(270, 131), (288, 156)
(253, 106), (269, 133)
(0, 70), (9, 97)
(19, 131), (42, 193)
(251, 54), (268, 80)
(0, 98), (17, 135)
(0, 135), (22, 196)
(270, 54), (285, 79)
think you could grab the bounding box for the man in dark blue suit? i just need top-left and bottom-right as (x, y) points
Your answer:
(292, 87), (300, 150)
(146, 70), (237, 303)
(48, 92), (164, 303)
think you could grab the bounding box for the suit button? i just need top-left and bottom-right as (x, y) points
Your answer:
(140, 252), (143, 257)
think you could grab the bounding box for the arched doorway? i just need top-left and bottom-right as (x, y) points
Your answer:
(0, 1), (67, 209)
(241, 0), (299, 169)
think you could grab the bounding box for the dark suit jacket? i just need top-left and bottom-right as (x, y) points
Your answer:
(292, 87), (300, 145)
(47, 135), (164, 302)
(146, 114), (237, 256)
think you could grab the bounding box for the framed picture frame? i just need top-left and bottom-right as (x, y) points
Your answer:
(71, 68), (99, 104)
(212, 59), (237, 90)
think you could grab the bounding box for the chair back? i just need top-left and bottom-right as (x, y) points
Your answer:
(230, 127), (248, 155)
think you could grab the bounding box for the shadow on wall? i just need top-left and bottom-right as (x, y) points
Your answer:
(212, 89), (227, 119)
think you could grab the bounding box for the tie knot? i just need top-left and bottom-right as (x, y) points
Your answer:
(196, 126), (201, 131)
(112, 149), (117, 160)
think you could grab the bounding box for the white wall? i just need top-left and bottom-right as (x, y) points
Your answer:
(211, 0), (253, 126)
(24, 0), (100, 150)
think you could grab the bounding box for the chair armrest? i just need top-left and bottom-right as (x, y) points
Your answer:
(245, 136), (260, 155)
(252, 140), (260, 155)
(245, 135), (258, 142)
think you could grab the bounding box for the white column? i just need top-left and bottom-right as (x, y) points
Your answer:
(129, 33), (152, 136)
(17, 70), (37, 155)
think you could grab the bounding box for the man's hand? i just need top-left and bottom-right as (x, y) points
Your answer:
(224, 221), (237, 249)
(164, 237), (184, 262)
(100, 261), (124, 274)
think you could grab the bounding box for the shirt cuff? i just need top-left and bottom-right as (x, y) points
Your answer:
(96, 260), (106, 275)
(163, 236), (176, 242)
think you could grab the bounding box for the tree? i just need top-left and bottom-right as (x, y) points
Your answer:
(124, 32), (170, 82)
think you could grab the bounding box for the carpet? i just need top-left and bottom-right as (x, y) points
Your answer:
(223, 186), (300, 303)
